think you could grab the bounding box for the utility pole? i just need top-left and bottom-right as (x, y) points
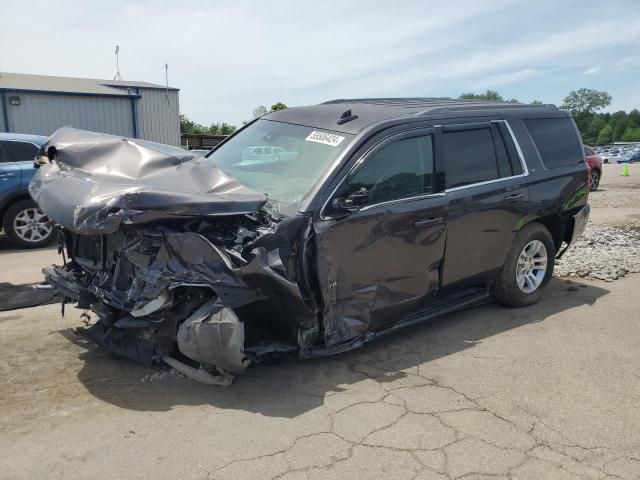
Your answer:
(114, 45), (122, 80)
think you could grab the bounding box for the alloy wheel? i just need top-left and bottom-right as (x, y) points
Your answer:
(516, 240), (548, 294)
(13, 208), (53, 243)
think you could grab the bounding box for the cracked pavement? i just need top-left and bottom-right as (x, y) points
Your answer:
(1, 164), (640, 480)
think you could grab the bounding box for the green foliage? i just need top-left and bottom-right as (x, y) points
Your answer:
(627, 109), (640, 128)
(621, 127), (640, 142)
(180, 114), (207, 134)
(458, 90), (518, 103)
(561, 88), (612, 115)
(252, 105), (269, 118)
(561, 88), (612, 134)
(583, 116), (607, 145)
(270, 102), (288, 111)
(530, 100), (543, 105)
(208, 122), (237, 135)
(180, 114), (237, 136)
(596, 124), (613, 145)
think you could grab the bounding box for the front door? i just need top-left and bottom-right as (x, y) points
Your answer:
(314, 130), (448, 348)
(0, 143), (21, 201)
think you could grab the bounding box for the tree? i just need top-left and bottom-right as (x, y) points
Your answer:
(207, 122), (237, 135)
(561, 88), (612, 114)
(561, 88), (611, 133)
(610, 111), (628, 141)
(270, 102), (288, 111)
(458, 90), (518, 103)
(252, 105), (269, 118)
(180, 114), (207, 134)
(583, 116), (607, 145)
(531, 100), (543, 105)
(627, 109), (640, 128)
(596, 124), (613, 145)
(621, 127), (640, 142)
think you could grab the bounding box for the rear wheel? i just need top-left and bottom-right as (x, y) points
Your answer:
(590, 170), (600, 191)
(491, 223), (555, 307)
(2, 199), (55, 248)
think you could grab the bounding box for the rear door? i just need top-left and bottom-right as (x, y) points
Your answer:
(439, 121), (531, 287)
(314, 128), (448, 346)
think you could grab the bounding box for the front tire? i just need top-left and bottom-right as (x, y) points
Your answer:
(2, 199), (55, 249)
(491, 223), (555, 307)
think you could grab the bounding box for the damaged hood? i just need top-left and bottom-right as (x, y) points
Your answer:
(29, 127), (268, 234)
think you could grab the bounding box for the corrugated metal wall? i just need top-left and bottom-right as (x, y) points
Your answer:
(5, 92), (135, 137)
(135, 88), (180, 146)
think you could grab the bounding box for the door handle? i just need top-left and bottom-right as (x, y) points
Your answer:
(504, 193), (523, 202)
(413, 217), (442, 228)
(0, 172), (17, 179)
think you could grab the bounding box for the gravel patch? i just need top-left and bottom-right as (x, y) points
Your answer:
(554, 223), (640, 281)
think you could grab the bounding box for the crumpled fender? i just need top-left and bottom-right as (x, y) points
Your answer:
(29, 127), (267, 234)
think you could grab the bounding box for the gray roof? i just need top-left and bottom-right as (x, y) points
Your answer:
(265, 98), (558, 134)
(0, 72), (178, 96)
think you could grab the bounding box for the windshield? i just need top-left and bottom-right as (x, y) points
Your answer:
(206, 119), (353, 215)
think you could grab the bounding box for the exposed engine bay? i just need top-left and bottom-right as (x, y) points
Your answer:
(32, 128), (324, 385)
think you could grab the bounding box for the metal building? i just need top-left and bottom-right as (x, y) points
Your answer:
(0, 72), (180, 145)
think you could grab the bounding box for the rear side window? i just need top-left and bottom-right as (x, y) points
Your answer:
(0, 140), (39, 162)
(524, 118), (583, 169)
(443, 128), (499, 189)
(342, 135), (434, 206)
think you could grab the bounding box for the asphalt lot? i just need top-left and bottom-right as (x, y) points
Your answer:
(1, 164), (639, 480)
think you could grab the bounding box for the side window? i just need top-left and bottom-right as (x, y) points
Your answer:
(584, 146), (594, 156)
(443, 128), (500, 189)
(1, 141), (39, 162)
(0, 143), (10, 163)
(524, 118), (584, 169)
(339, 135), (434, 207)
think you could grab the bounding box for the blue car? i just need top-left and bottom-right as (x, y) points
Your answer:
(618, 151), (640, 163)
(0, 132), (55, 248)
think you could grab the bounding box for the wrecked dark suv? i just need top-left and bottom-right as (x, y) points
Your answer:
(32, 98), (589, 384)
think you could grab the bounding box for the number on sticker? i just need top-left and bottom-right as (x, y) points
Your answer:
(305, 131), (345, 147)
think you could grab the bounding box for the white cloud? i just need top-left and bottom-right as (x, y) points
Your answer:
(616, 56), (640, 69)
(583, 66), (601, 75)
(1, 0), (640, 124)
(473, 69), (540, 89)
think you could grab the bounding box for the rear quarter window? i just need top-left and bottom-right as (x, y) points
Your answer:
(524, 118), (584, 169)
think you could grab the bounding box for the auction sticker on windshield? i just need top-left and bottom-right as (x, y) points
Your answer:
(305, 131), (345, 147)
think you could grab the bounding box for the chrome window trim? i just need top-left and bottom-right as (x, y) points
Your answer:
(319, 119), (530, 219)
(495, 119), (529, 176)
(319, 128), (436, 220)
(358, 192), (446, 212)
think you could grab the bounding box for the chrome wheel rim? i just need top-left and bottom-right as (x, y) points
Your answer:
(516, 240), (547, 294)
(590, 170), (599, 190)
(13, 208), (52, 243)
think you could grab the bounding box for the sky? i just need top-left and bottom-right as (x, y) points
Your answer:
(2, 0), (640, 127)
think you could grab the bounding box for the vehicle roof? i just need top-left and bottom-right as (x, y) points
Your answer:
(265, 98), (560, 134)
(0, 132), (48, 145)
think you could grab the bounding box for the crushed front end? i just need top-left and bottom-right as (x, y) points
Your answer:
(32, 128), (322, 384)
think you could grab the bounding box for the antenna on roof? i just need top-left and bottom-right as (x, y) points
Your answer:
(164, 63), (170, 103)
(113, 45), (122, 80)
